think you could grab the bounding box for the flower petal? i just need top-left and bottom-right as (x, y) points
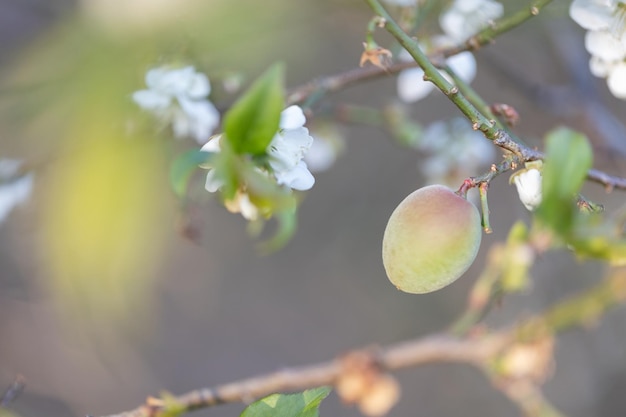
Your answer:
(397, 67), (434, 103)
(274, 160), (315, 191)
(607, 62), (626, 98)
(187, 72), (211, 99)
(447, 51), (477, 83)
(279, 105), (306, 130)
(177, 98), (221, 144)
(570, 0), (615, 31)
(513, 169), (543, 211)
(204, 169), (223, 193)
(585, 30), (626, 60)
(267, 127), (313, 172)
(132, 89), (172, 110)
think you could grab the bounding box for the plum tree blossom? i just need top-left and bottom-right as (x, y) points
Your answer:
(267, 106), (315, 191)
(303, 129), (344, 173)
(416, 118), (494, 187)
(570, 0), (626, 36)
(133, 66), (220, 144)
(510, 163), (543, 211)
(570, 0), (626, 99)
(396, 38), (476, 103)
(439, 0), (504, 43)
(199, 106), (315, 220)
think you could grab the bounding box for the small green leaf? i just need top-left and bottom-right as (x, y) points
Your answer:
(537, 127), (593, 235)
(224, 63), (285, 155)
(170, 149), (213, 197)
(240, 387), (331, 417)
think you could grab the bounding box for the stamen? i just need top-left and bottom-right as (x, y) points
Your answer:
(611, 2), (626, 38)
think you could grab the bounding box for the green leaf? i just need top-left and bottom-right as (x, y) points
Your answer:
(170, 149), (213, 197)
(537, 127), (593, 235)
(224, 63), (285, 155)
(240, 387), (331, 417)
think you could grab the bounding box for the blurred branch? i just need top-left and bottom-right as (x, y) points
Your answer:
(286, 1), (552, 106)
(444, 0), (555, 56)
(100, 268), (626, 417)
(0, 375), (25, 409)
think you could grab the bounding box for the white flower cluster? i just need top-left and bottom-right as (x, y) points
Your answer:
(570, 0), (626, 99)
(133, 66), (220, 144)
(0, 159), (34, 224)
(417, 118), (495, 187)
(200, 105), (315, 220)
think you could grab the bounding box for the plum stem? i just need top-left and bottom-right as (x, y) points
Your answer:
(456, 178), (475, 198)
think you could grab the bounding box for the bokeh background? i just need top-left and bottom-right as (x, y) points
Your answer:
(1, 1), (626, 417)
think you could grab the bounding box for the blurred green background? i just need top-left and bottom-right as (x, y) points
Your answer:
(0, 1), (625, 416)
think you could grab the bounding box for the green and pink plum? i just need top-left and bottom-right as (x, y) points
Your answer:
(382, 185), (482, 294)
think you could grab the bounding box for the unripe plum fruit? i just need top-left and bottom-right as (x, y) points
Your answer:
(382, 184), (482, 294)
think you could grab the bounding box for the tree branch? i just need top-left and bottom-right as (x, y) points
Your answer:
(99, 267), (626, 417)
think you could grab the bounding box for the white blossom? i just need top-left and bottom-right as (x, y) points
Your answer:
(396, 38), (476, 103)
(133, 66), (220, 144)
(267, 105), (315, 191)
(570, 0), (626, 37)
(417, 118), (495, 187)
(198, 106), (316, 220)
(304, 129), (344, 173)
(512, 168), (543, 211)
(0, 159), (34, 224)
(439, 0), (504, 43)
(570, 0), (626, 100)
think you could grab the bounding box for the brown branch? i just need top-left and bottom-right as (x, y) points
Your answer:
(100, 268), (626, 417)
(101, 332), (513, 417)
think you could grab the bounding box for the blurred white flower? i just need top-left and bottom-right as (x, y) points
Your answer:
(585, 29), (626, 60)
(570, 0), (626, 37)
(417, 118), (495, 187)
(439, 0), (504, 42)
(570, 0), (626, 99)
(267, 105), (315, 191)
(304, 128), (345, 173)
(607, 61), (626, 97)
(0, 159), (34, 224)
(396, 39), (476, 103)
(511, 168), (543, 211)
(133, 66), (220, 144)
